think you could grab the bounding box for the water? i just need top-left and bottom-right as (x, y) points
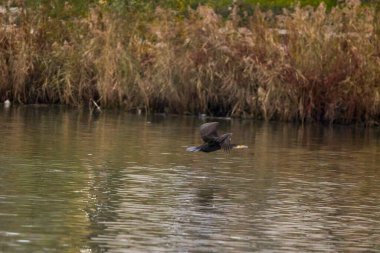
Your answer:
(0, 106), (379, 252)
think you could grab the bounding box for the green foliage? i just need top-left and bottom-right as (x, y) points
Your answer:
(23, 0), (340, 15)
(24, 0), (96, 16)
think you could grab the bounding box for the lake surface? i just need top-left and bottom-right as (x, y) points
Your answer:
(0, 106), (379, 252)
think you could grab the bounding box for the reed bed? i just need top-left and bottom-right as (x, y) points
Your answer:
(0, 0), (379, 124)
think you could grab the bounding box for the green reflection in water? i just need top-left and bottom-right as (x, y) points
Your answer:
(0, 106), (379, 252)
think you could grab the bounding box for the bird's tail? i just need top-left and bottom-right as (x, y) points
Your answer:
(186, 146), (201, 152)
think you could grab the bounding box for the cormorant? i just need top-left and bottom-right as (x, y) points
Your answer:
(186, 122), (248, 153)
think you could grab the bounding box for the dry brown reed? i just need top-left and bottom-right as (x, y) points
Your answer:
(0, 0), (379, 124)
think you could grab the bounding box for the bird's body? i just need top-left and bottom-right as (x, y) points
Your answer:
(4, 99), (10, 108)
(186, 122), (247, 153)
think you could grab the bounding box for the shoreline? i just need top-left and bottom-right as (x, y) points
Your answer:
(2, 103), (378, 127)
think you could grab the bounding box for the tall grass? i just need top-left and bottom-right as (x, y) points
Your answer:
(1, 0), (380, 124)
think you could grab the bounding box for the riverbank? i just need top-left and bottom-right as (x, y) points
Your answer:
(1, 1), (379, 124)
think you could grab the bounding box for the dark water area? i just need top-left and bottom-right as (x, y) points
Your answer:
(0, 106), (379, 252)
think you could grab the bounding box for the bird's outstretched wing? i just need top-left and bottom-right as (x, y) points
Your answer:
(200, 122), (219, 143)
(217, 133), (233, 152)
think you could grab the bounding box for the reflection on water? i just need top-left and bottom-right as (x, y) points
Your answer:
(0, 106), (379, 252)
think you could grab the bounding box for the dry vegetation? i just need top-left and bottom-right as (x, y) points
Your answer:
(0, 0), (379, 124)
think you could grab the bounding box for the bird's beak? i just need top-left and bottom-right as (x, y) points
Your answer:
(234, 145), (248, 149)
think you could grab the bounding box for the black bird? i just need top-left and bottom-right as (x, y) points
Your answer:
(186, 122), (247, 153)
